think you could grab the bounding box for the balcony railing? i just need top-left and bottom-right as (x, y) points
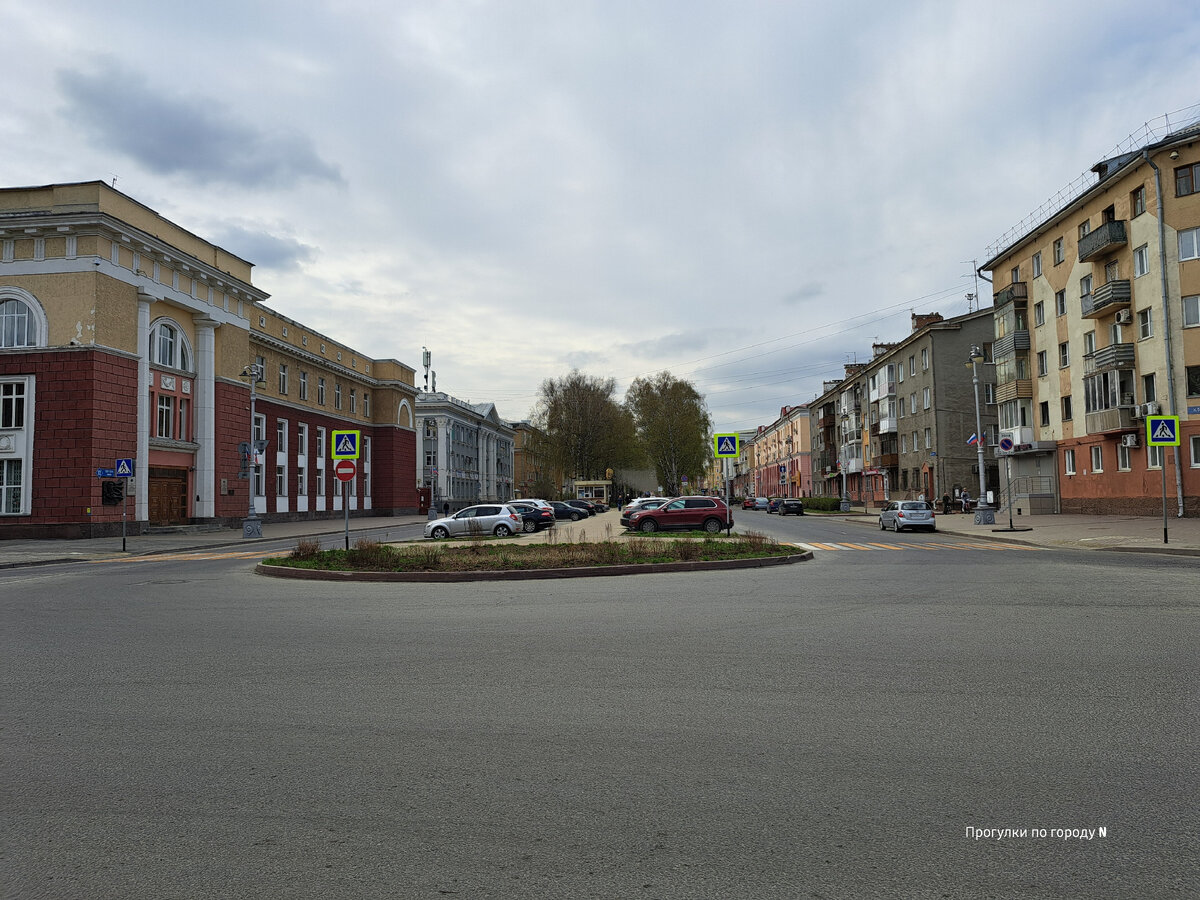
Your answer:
(1085, 405), (1138, 434)
(1078, 220), (1127, 262)
(1082, 280), (1132, 318)
(995, 379), (1033, 404)
(845, 459), (864, 474)
(993, 330), (1031, 359)
(878, 415), (897, 433)
(994, 281), (1028, 306)
(1084, 343), (1135, 373)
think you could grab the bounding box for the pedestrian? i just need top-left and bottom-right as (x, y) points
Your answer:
(960, 490), (971, 514)
(942, 493), (952, 515)
(442, 501), (450, 517)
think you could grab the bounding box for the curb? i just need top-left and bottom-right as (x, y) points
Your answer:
(255, 551), (814, 582)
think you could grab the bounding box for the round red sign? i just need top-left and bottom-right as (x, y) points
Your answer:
(334, 459), (357, 482)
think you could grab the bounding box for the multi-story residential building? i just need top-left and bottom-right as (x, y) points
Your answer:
(511, 420), (560, 499)
(750, 405), (812, 498)
(416, 392), (514, 512)
(0, 181), (421, 537)
(980, 114), (1199, 516)
(810, 311), (998, 505)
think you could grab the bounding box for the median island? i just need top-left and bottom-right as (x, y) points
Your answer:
(257, 530), (810, 582)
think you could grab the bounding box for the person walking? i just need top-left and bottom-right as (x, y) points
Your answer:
(960, 490), (971, 514)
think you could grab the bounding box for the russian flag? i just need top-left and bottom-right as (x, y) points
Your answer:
(966, 433), (979, 445)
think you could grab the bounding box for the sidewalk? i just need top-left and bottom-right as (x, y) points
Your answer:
(2, 507), (1198, 569)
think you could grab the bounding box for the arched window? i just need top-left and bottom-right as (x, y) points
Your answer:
(0, 296), (41, 348)
(150, 319), (194, 371)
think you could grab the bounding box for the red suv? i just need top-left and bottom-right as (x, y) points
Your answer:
(627, 496), (733, 534)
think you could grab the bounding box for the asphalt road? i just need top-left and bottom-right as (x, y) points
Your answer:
(2, 544), (1196, 899)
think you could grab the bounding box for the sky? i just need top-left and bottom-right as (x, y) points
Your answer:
(3, 0), (1198, 432)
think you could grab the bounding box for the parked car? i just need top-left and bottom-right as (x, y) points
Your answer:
(425, 504), (523, 539)
(878, 500), (937, 533)
(752, 497), (769, 510)
(742, 497), (756, 510)
(564, 499), (597, 517)
(778, 498), (805, 516)
(549, 500), (587, 522)
(620, 498), (667, 527)
(508, 502), (556, 533)
(627, 496), (733, 534)
(767, 498), (782, 513)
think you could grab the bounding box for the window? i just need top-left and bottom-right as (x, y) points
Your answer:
(984, 383), (995, 404)
(1180, 227), (1200, 262)
(1055, 290), (1066, 316)
(150, 320), (192, 370)
(1186, 365), (1200, 397)
(921, 349), (929, 371)
(363, 392), (370, 418)
(1064, 448), (1076, 475)
(299, 371), (308, 400)
(911, 430), (918, 450)
(1059, 342), (1070, 368)
(297, 424), (308, 496)
(897, 365), (904, 384)
(1084, 331), (1096, 356)
(1079, 219), (1091, 239)
(335, 384), (342, 409)
(1037, 350), (1048, 376)
(898, 397), (906, 417)
(1090, 445), (1103, 473)
(909, 356), (916, 376)
(1176, 162), (1200, 197)
(924, 427), (931, 449)
(1143, 373), (1157, 403)
(1134, 244), (1150, 277)
(1192, 434), (1200, 468)
(1039, 401), (1050, 426)
(1080, 273), (1092, 301)
(276, 466), (286, 497)
(901, 434), (907, 453)
(1131, 185), (1146, 217)
(253, 413), (266, 498)
(1118, 443), (1131, 471)
(1010, 266), (1020, 283)
(156, 394), (174, 439)
(177, 398), (189, 442)
(1032, 253), (1042, 278)
(910, 392), (917, 413)
(349, 388), (356, 413)
(278, 364), (288, 395)
(2, 381), (27, 429)
(1053, 237), (1065, 265)
(317, 377), (326, 406)
(1062, 396), (1073, 421)
(276, 419), (288, 454)
(922, 388), (930, 410)
(1105, 260), (1119, 283)
(1184, 295), (1200, 328)
(316, 427), (327, 497)
(1, 378), (31, 516)
(1034, 301), (1045, 326)
(1138, 308), (1152, 339)
(1148, 445), (1164, 469)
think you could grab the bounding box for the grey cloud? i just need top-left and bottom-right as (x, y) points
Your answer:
(621, 331), (714, 359)
(781, 283), (825, 306)
(214, 225), (317, 271)
(56, 59), (344, 188)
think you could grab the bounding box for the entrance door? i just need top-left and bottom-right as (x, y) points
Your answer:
(148, 467), (189, 525)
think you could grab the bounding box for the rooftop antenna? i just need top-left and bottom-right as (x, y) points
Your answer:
(422, 346), (431, 392)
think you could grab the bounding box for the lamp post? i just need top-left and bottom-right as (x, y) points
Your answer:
(968, 346), (995, 526)
(241, 363), (264, 538)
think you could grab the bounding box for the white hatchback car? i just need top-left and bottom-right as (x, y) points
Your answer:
(425, 504), (523, 539)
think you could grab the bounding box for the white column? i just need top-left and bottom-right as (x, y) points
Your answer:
(194, 317), (218, 518)
(136, 291), (156, 523)
(436, 417), (449, 505)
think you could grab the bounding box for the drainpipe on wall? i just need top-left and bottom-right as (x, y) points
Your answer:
(1143, 149), (1185, 518)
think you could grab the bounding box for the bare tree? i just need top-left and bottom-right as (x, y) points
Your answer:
(532, 371), (640, 488)
(625, 372), (711, 496)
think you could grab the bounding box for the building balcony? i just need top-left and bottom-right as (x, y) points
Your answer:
(878, 415), (897, 433)
(1081, 280), (1132, 318)
(1084, 343), (1135, 373)
(994, 379), (1033, 404)
(1078, 220), (1127, 262)
(993, 330), (1031, 358)
(844, 458), (863, 474)
(818, 414), (835, 428)
(994, 281), (1028, 306)
(1085, 405), (1138, 434)
(876, 453), (899, 468)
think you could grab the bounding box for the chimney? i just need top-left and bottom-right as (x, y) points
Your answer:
(912, 312), (944, 332)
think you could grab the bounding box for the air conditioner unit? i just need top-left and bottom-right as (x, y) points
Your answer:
(1143, 401), (1161, 416)
(1131, 406), (1144, 419)
(1115, 309), (1133, 325)
(1122, 433), (1140, 448)
(1121, 392), (1135, 407)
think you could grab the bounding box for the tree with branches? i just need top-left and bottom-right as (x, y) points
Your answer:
(625, 372), (711, 496)
(532, 370), (640, 488)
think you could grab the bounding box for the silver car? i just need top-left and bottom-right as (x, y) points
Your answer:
(878, 500), (937, 533)
(425, 504), (522, 539)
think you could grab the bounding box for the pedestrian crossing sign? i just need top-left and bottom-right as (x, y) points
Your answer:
(331, 430), (361, 459)
(713, 433), (740, 457)
(1146, 416), (1180, 447)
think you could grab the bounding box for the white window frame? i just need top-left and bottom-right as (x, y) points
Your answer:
(1147, 445), (1164, 470)
(1064, 448), (1076, 475)
(1179, 226), (1199, 262)
(1059, 342), (1070, 368)
(1037, 350), (1048, 377)
(1137, 308), (1153, 340)
(1032, 252), (1042, 278)
(1090, 445), (1103, 473)
(922, 387), (931, 410)
(0, 375), (34, 515)
(1182, 295), (1199, 328)
(1034, 301), (1044, 326)
(156, 394), (175, 439)
(1134, 244), (1150, 277)
(150, 317), (194, 371)
(1191, 434), (1200, 468)
(1117, 443), (1131, 471)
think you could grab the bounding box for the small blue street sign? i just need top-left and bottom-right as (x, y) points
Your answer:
(115, 458), (135, 477)
(96, 468), (115, 478)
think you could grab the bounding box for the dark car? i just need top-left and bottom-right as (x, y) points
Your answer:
(565, 499), (597, 517)
(778, 498), (805, 516)
(549, 501), (587, 522)
(767, 498), (783, 513)
(627, 496), (733, 534)
(508, 502), (556, 533)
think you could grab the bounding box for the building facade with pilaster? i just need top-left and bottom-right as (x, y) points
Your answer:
(416, 393), (515, 512)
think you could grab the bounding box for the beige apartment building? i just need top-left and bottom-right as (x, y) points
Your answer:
(980, 116), (1200, 516)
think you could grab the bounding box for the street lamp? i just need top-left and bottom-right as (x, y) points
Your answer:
(968, 346), (995, 526)
(241, 363), (264, 538)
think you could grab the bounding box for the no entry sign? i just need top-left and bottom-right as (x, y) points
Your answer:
(334, 459), (357, 482)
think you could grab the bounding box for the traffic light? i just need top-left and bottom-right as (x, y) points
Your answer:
(101, 480), (124, 506)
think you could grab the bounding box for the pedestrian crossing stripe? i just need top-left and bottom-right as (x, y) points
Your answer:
(331, 430), (361, 459)
(793, 541), (1047, 553)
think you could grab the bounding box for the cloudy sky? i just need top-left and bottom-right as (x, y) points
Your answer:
(3, 1), (1198, 430)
